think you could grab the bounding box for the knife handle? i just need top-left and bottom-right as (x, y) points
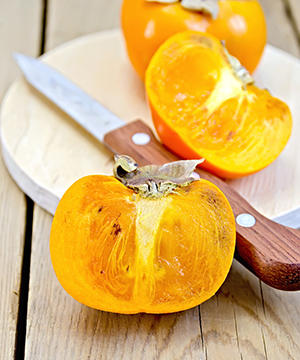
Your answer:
(104, 120), (300, 291)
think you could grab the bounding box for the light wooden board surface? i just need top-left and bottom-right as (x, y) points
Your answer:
(0, 0), (42, 358)
(1, 30), (300, 228)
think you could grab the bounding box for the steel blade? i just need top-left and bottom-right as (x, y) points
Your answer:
(14, 53), (125, 142)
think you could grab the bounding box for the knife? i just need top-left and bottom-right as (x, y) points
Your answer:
(14, 53), (300, 291)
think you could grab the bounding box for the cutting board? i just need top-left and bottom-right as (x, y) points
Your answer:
(1, 29), (300, 227)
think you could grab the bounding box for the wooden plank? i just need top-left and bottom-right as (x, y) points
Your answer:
(0, 0), (43, 101)
(45, 0), (123, 51)
(25, 206), (203, 360)
(202, 261), (300, 360)
(289, 0), (300, 35)
(0, 156), (27, 359)
(201, 263), (267, 360)
(0, 0), (42, 358)
(260, 0), (300, 57)
(260, 282), (300, 359)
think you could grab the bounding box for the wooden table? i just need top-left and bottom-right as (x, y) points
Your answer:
(1, 1), (300, 359)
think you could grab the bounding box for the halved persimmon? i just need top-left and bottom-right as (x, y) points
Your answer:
(121, 0), (267, 80)
(145, 31), (292, 179)
(50, 156), (236, 314)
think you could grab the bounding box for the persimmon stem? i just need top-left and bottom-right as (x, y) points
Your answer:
(113, 155), (204, 198)
(146, 0), (219, 20)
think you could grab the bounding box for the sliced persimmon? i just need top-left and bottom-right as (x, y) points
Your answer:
(145, 31), (292, 179)
(50, 157), (236, 314)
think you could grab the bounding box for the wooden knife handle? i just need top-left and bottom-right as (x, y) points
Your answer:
(104, 120), (300, 291)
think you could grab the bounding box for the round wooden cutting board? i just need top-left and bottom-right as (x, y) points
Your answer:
(1, 29), (300, 227)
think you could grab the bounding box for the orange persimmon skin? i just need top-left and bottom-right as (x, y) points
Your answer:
(121, 0), (267, 80)
(145, 31), (292, 179)
(50, 175), (236, 314)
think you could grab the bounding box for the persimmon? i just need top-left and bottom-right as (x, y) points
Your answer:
(121, 0), (267, 80)
(145, 31), (292, 179)
(50, 156), (236, 314)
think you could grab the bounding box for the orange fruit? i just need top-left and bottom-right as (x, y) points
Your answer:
(145, 31), (292, 179)
(50, 157), (236, 313)
(121, 0), (267, 80)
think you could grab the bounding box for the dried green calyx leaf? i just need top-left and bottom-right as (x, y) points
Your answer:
(221, 41), (254, 87)
(113, 155), (204, 199)
(146, 0), (219, 20)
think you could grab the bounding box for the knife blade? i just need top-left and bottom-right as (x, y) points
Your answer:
(14, 53), (300, 291)
(13, 53), (125, 142)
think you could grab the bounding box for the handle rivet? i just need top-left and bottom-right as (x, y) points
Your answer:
(236, 214), (256, 228)
(132, 133), (151, 145)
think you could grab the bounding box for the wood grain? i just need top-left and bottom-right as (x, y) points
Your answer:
(25, 206), (203, 360)
(0, 154), (27, 359)
(288, 0), (300, 35)
(0, 0), (43, 101)
(202, 260), (300, 360)
(201, 262), (266, 360)
(0, 0), (42, 358)
(45, 0), (123, 51)
(260, 0), (300, 57)
(260, 280), (300, 359)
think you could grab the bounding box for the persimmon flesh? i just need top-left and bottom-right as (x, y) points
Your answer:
(146, 31), (292, 179)
(50, 158), (236, 314)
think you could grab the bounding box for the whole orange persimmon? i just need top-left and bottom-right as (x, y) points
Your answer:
(145, 31), (292, 179)
(121, 0), (267, 80)
(50, 156), (236, 314)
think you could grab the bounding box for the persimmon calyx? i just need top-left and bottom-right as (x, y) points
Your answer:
(113, 155), (204, 199)
(146, 0), (219, 20)
(221, 41), (254, 87)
